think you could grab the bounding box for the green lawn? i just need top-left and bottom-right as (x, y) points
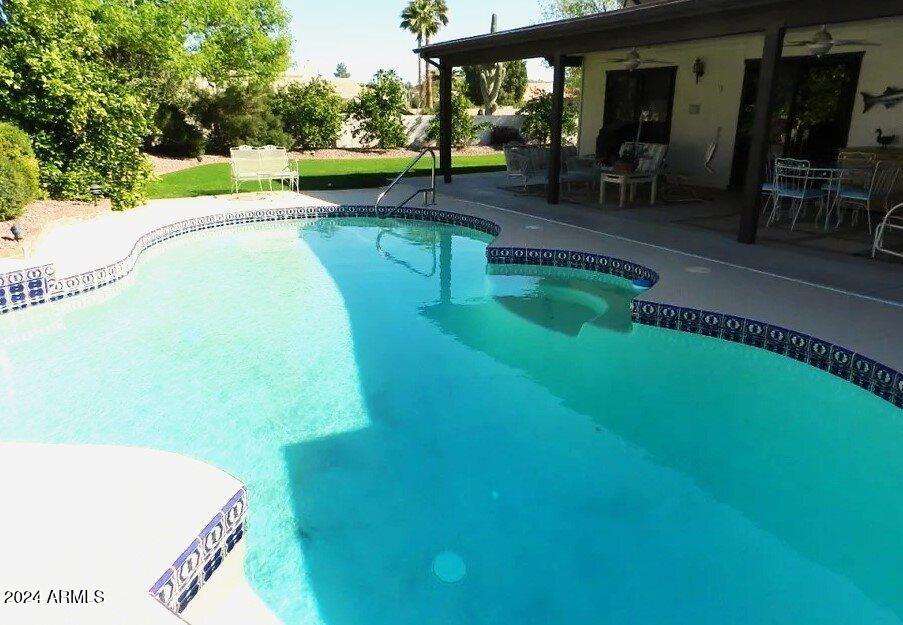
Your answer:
(147, 154), (506, 199)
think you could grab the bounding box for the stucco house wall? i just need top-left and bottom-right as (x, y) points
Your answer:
(577, 17), (903, 188)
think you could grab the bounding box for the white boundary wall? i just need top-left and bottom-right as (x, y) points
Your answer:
(578, 17), (903, 189)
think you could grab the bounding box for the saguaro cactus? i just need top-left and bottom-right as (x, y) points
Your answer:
(479, 15), (505, 115)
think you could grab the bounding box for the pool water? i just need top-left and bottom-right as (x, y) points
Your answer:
(1, 219), (901, 625)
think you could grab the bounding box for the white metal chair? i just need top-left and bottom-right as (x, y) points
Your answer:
(260, 146), (300, 192)
(599, 142), (668, 207)
(230, 146), (264, 193)
(833, 163), (900, 233)
(765, 159), (834, 229)
(873, 201), (903, 259)
(229, 146), (299, 193)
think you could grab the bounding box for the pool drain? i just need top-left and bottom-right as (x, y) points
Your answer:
(432, 551), (466, 583)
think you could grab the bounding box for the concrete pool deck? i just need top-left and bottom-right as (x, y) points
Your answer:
(0, 443), (270, 625)
(0, 180), (900, 622)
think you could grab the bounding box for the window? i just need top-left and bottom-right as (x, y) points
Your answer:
(603, 66), (677, 144)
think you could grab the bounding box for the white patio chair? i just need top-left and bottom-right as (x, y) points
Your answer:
(764, 158), (816, 227)
(230, 146), (264, 193)
(503, 145), (530, 188)
(873, 201), (903, 260)
(833, 163), (900, 233)
(259, 146), (299, 192)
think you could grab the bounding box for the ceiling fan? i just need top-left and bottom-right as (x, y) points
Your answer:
(606, 48), (674, 71)
(785, 25), (879, 57)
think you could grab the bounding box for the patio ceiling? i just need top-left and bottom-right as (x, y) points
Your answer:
(417, 0), (903, 66)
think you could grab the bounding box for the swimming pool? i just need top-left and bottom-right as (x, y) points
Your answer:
(1, 217), (901, 625)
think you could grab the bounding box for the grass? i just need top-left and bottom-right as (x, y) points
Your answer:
(147, 154), (506, 199)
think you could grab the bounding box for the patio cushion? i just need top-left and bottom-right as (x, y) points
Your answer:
(774, 185), (825, 200)
(837, 186), (871, 201)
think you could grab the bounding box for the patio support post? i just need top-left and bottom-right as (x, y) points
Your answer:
(547, 53), (566, 204)
(738, 24), (785, 244)
(439, 60), (453, 184)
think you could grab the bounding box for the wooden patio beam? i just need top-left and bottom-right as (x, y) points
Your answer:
(547, 54), (567, 205)
(438, 62), (453, 184)
(738, 24), (786, 244)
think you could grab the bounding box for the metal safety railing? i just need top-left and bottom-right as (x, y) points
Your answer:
(375, 148), (437, 216)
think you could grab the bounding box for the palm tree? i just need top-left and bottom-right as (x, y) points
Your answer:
(400, 0), (448, 109)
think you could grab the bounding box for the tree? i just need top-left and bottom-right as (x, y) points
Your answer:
(463, 61), (528, 110)
(539, 0), (620, 97)
(0, 121), (41, 220)
(427, 86), (481, 148)
(539, 0), (622, 19)
(518, 93), (578, 145)
(400, 0), (448, 109)
(334, 63), (350, 78)
(499, 61), (528, 106)
(191, 84), (291, 155)
(346, 70), (409, 149)
(0, 0), (290, 209)
(273, 79), (346, 150)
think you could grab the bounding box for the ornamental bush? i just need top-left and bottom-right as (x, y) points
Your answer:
(346, 70), (409, 149)
(0, 122), (41, 220)
(517, 93), (579, 145)
(148, 103), (206, 158)
(192, 84), (292, 155)
(0, 0), (290, 209)
(273, 79), (345, 150)
(488, 125), (524, 146)
(426, 89), (482, 148)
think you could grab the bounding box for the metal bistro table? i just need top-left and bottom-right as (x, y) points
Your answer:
(599, 170), (659, 208)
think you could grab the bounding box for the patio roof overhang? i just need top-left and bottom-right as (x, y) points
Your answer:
(416, 0), (903, 66)
(421, 0), (903, 245)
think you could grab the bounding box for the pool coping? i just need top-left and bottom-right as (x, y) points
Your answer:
(1, 204), (900, 410)
(148, 487), (248, 617)
(0, 201), (899, 620)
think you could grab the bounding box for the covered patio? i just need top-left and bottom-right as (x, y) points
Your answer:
(418, 0), (903, 247)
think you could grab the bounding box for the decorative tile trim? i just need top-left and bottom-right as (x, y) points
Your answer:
(2, 205), (899, 408)
(149, 487), (247, 615)
(486, 245), (660, 286)
(0, 206), (500, 317)
(489, 251), (900, 409)
(0, 264), (54, 312)
(631, 299), (903, 408)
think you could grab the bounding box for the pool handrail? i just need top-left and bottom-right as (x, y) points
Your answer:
(375, 148), (437, 216)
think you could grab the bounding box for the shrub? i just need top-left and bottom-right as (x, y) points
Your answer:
(0, 122), (41, 220)
(488, 125), (524, 146)
(498, 61), (528, 106)
(346, 70), (409, 149)
(273, 79), (345, 150)
(192, 84), (292, 155)
(0, 0), (290, 210)
(426, 90), (482, 148)
(517, 93), (579, 145)
(149, 103), (206, 158)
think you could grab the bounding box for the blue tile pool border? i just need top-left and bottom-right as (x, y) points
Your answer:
(1, 204), (899, 409)
(149, 487), (247, 615)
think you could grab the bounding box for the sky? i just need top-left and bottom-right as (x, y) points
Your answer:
(286, 0), (554, 83)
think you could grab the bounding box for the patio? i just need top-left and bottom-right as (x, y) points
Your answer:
(410, 171), (903, 304)
(419, 0), (903, 249)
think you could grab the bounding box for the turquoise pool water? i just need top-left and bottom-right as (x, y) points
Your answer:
(1, 219), (901, 625)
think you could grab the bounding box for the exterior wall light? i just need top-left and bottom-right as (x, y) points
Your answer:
(693, 57), (706, 83)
